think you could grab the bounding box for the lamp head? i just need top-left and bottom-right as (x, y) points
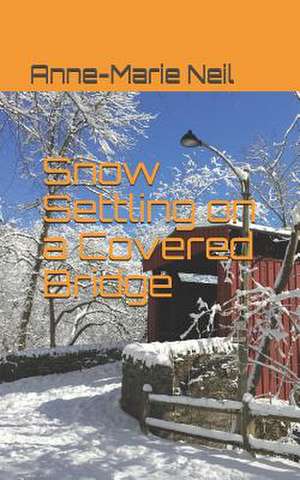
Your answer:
(180, 130), (202, 148)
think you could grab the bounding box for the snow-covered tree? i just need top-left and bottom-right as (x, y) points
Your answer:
(154, 153), (235, 226)
(0, 92), (154, 349)
(246, 103), (300, 228)
(175, 93), (300, 399)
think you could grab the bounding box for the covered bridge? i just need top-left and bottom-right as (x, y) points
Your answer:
(142, 224), (300, 399)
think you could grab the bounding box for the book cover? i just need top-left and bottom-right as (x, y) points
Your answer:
(0, 2), (299, 478)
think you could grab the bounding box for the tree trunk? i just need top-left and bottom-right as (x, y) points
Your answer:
(49, 298), (56, 348)
(17, 219), (49, 350)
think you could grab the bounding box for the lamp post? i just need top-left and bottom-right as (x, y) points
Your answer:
(180, 130), (250, 401)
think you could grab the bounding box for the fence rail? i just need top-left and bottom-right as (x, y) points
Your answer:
(148, 393), (242, 413)
(145, 417), (243, 445)
(141, 384), (300, 460)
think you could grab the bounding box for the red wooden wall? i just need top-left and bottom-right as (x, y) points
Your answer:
(217, 260), (300, 399)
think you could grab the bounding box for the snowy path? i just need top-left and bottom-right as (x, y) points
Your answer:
(0, 363), (299, 480)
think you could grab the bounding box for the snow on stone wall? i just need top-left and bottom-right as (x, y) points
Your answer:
(2, 342), (126, 360)
(122, 338), (289, 443)
(122, 337), (236, 368)
(0, 345), (122, 383)
(121, 337), (238, 425)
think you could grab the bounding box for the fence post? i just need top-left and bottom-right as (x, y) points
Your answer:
(242, 393), (256, 454)
(141, 384), (152, 434)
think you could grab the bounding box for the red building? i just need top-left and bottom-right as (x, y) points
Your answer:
(143, 224), (300, 399)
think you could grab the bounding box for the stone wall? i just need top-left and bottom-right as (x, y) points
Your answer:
(121, 356), (173, 420)
(0, 345), (122, 383)
(121, 339), (289, 443)
(121, 338), (237, 424)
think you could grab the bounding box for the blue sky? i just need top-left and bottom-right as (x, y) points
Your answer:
(0, 91), (299, 222)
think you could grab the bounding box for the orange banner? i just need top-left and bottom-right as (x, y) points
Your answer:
(1, 1), (299, 91)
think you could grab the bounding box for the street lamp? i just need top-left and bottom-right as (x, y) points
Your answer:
(180, 130), (251, 401)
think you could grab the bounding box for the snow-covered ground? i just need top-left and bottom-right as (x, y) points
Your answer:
(0, 363), (299, 480)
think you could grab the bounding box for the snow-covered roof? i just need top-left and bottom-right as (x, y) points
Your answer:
(195, 222), (291, 237)
(143, 222), (293, 272)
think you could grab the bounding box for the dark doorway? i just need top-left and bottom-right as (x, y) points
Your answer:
(158, 279), (217, 341)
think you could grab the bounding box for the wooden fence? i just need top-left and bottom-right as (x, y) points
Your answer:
(140, 384), (300, 459)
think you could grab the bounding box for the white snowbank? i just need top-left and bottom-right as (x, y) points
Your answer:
(0, 361), (298, 479)
(122, 337), (236, 368)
